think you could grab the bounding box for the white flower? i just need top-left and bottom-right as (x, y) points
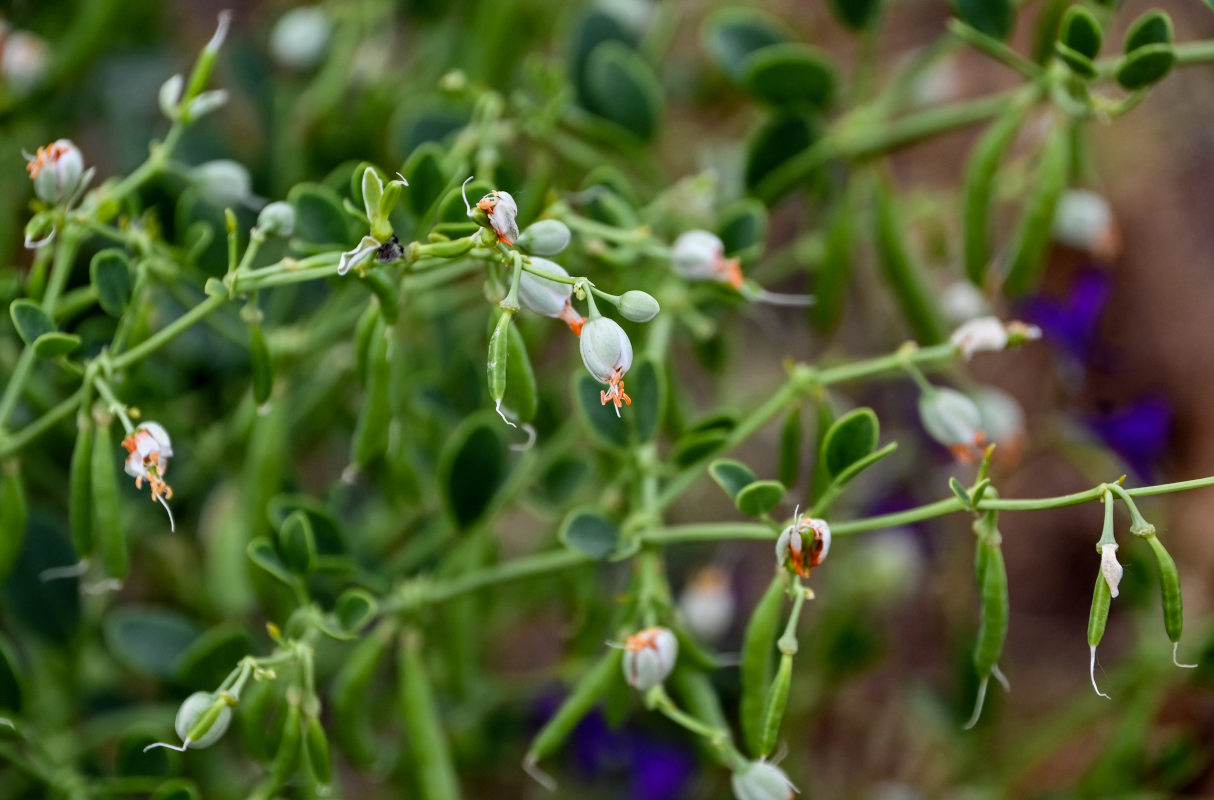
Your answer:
(622, 627), (678, 691)
(269, 6), (332, 70)
(477, 190), (520, 245)
(776, 516), (831, 578)
(950, 316), (1041, 359)
(678, 566), (735, 643)
(1100, 543), (1123, 598)
(1053, 189), (1120, 260)
(579, 317), (633, 415)
(122, 421), (176, 530)
(517, 258), (585, 333)
(338, 235), (381, 276)
(1, 31), (49, 93)
(191, 160), (265, 210)
(918, 387), (986, 461)
(940, 281), (989, 324)
(25, 139), (85, 204)
(671, 230), (743, 289)
(731, 759), (797, 800)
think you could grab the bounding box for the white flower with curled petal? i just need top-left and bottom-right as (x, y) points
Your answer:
(1100, 543), (1123, 598)
(477, 190), (520, 245)
(121, 421), (176, 530)
(950, 316), (1042, 359)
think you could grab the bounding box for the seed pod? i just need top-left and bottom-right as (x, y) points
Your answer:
(1003, 126), (1071, 296)
(757, 653), (793, 757)
(741, 574), (786, 755)
(91, 421), (127, 579)
(964, 526), (1009, 730)
(525, 647), (623, 767)
(668, 666), (731, 766)
(1087, 570), (1112, 698)
(487, 311), (513, 416)
(249, 323), (273, 405)
(398, 631), (461, 800)
(174, 691), (233, 749)
(1143, 533), (1196, 668)
(0, 464), (27, 581)
(504, 321), (537, 423)
(353, 304), (380, 385)
(350, 319), (391, 467)
(303, 714), (332, 785)
(249, 700), (300, 800)
(962, 103), (1028, 285)
(420, 237), (476, 258)
(872, 176), (944, 344)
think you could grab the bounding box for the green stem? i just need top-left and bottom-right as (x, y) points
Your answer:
(947, 19), (1042, 79)
(92, 375), (133, 433)
(0, 387), (86, 459)
(384, 549), (592, 612)
(109, 294), (228, 370)
(648, 686), (746, 769)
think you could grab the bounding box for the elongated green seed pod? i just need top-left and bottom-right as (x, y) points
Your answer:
(360, 271), (401, 323)
(249, 701), (301, 800)
(758, 654), (793, 757)
(526, 648), (623, 766)
(332, 623), (393, 767)
(872, 176), (945, 345)
(1087, 570), (1112, 698)
(398, 631), (460, 800)
(503, 321), (537, 423)
(68, 416), (94, 558)
(810, 197), (853, 331)
(91, 421), (127, 579)
(249, 323), (273, 405)
(420, 237), (476, 258)
(353, 303), (380, 386)
(740, 574), (787, 755)
(963, 103), (1030, 285)
(0, 464), (27, 581)
(1144, 534), (1182, 643)
(974, 542), (1009, 676)
(351, 320), (392, 467)
(237, 676), (277, 760)
(487, 311), (513, 414)
(1002, 125), (1071, 296)
(303, 714), (332, 785)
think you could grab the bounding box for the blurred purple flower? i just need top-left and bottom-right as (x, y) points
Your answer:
(1086, 397), (1171, 480)
(1020, 267), (1112, 363)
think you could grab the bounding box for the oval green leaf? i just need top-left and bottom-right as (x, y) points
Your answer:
(822, 407), (879, 479)
(1060, 6), (1102, 60)
(745, 112), (818, 199)
(716, 199), (768, 263)
(439, 412), (508, 530)
(246, 537), (294, 586)
(673, 428), (730, 467)
(32, 331), (81, 359)
(337, 589), (378, 633)
(174, 623), (254, 690)
(1115, 43), (1175, 90)
(702, 8), (789, 82)
(558, 509), (619, 560)
(952, 0), (1014, 40)
(9, 299), (53, 345)
(91, 249), (133, 317)
(736, 480), (786, 517)
(584, 42), (662, 141)
(104, 608), (201, 680)
(740, 43), (837, 109)
(402, 142), (449, 218)
(288, 183), (355, 247)
(709, 459), (758, 500)
(1125, 10), (1172, 53)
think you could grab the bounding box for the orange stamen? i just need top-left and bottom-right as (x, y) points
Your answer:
(559, 304), (586, 336)
(718, 257), (745, 290)
(25, 143), (68, 179)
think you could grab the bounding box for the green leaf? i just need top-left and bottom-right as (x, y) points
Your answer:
(90, 249), (133, 317)
(559, 509), (619, 559)
(1115, 44), (1175, 90)
(401, 142), (449, 218)
(174, 623), (254, 690)
(709, 459), (757, 501)
(1125, 10), (1172, 53)
(950, 476), (972, 508)
(151, 779), (200, 800)
(831, 441), (898, 488)
(439, 412), (508, 530)
(0, 469), (27, 584)
(740, 43), (837, 109)
(630, 356), (665, 443)
(570, 8), (638, 113)
(702, 8), (789, 82)
(503, 321), (538, 423)
(116, 730), (173, 777)
(736, 480), (786, 517)
(1055, 42), (1097, 78)
(952, 0), (1015, 40)
(104, 608), (201, 680)
(826, 0), (883, 30)
(9, 299), (53, 345)
(277, 510), (316, 575)
(1060, 6), (1102, 60)
(716, 199), (768, 263)
(246, 537), (294, 586)
(266, 495), (347, 561)
(0, 634), (23, 714)
(288, 183), (354, 247)
(821, 407), (880, 479)
(584, 42), (662, 141)
(573, 372), (630, 449)
(336, 589), (378, 633)
(673, 428), (730, 467)
(745, 112), (818, 200)
(32, 331), (81, 359)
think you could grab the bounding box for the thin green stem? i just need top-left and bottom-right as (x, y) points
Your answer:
(947, 19), (1042, 79)
(109, 294), (228, 370)
(0, 387), (86, 459)
(92, 375), (133, 433)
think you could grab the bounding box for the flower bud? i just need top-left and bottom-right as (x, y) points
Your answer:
(1053, 189), (1120, 261)
(518, 258), (572, 317)
(1, 31), (49, 93)
(579, 316), (633, 413)
(476, 190), (520, 245)
(1100, 543), (1123, 598)
(621, 626), (677, 691)
(918, 387), (985, 460)
(173, 691), (233, 749)
(270, 6), (333, 71)
(950, 316), (1041, 359)
(159, 74), (185, 119)
(678, 566), (735, 643)
(183, 89), (229, 120)
(192, 160), (265, 210)
(25, 139), (84, 204)
(516, 219), (572, 255)
(731, 759), (796, 800)
(973, 386), (1025, 455)
(671, 229), (743, 289)
(775, 516), (830, 579)
(940, 280), (990, 324)
(617, 290), (660, 323)
(257, 201), (296, 238)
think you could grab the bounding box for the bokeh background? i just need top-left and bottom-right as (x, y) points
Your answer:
(3, 0), (1214, 797)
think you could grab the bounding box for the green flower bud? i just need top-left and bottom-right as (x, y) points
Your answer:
(516, 219), (572, 256)
(257, 201), (296, 238)
(617, 290), (660, 323)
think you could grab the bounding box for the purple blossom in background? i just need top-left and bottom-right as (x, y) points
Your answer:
(1020, 267), (1112, 364)
(1086, 397), (1172, 480)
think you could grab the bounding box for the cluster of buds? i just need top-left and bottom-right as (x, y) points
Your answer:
(122, 421), (176, 531)
(671, 230), (744, 289)
(775, 515), (831, 579)
(731, 759), (796, 800)
(949, 316), (1042, 360)
(621, 626), (678, 691)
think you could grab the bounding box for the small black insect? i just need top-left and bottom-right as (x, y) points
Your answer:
(376, 235), (403, 263)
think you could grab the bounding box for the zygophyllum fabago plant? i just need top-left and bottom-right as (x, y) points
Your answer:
(3, 0), (1214, 797)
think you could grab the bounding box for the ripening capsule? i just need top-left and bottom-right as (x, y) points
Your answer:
(517, 258), (585, 334)
(174, 691), (233, 749)
(621, 626), (677, 691)
(516, 219), (572, 256)
(730, 759), (796, 800)
(25, 139), (84, 204)
(775, 516), (831, 579)
(579, 316), (633, 415)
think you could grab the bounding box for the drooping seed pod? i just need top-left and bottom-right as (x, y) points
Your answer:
(621, 627), (678, 691)
(963, 512), (1009, 730)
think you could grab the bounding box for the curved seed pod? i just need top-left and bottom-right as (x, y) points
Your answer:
(963, 103), (1030, 285)
(740, 574), (786, 755)
(1088, 570), (1112, 698)
(92, 421), (127, 579)
(964, 526), (1009, 729)
(488, 311), (513, 422)
(351, 319), (391, 467)
(757, 654), (793, 757)
(1144, 534), (1196, 668)
(249, 700), (301, 800)
(237, 676), (277, 760)
(331, 623), (393, 766)
(872, 176), (944, 344)
(810, 196), (853, 331)
(353, 304), (380, 385)
(68, 416), (94, 558)
(525, 647), (623, 769)
(249, 323), (273, 405)
(303, 714), (332, 785)
(504, 316), (537, 423)
(398, 631), (460, 800)
(1002, 125), (1071, 296)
